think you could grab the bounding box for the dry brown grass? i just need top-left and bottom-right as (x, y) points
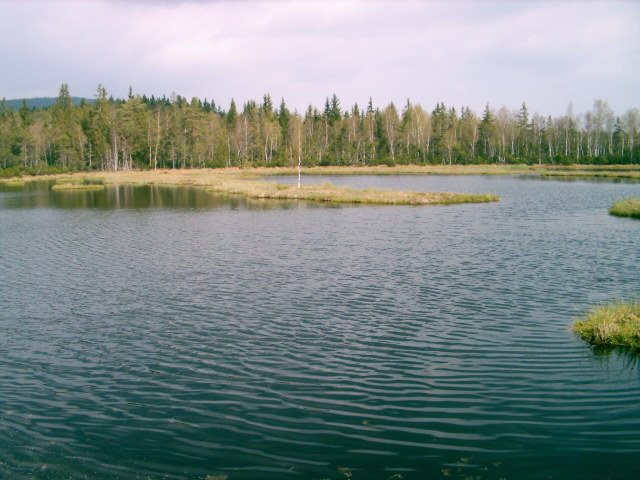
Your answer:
(7, 164), (640, 183)
(247, 164), (640, 179)
(51, 183), (105, 191)
(206, 179), (498, 205)
(249, 165), (534, 176)
(1, 179), (26, 187)
(78, 169), (498, 206)
(9, 164), (638, 204)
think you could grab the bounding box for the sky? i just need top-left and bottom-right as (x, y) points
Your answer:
(0, 0), (638, 117)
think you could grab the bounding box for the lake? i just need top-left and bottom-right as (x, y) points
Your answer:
(1, 175), (639, 480)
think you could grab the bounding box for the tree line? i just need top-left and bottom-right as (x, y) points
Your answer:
(1, 84), (639, 175)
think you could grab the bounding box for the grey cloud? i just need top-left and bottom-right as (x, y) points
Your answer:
(0, 0), (638, 116)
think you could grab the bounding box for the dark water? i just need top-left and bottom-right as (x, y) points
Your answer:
(0, 176), (639, 480)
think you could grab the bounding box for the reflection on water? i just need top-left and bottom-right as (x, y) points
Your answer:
(0, 181), (303, 210)
(521, 174), (639, 184)
(0, 174), (639, 480)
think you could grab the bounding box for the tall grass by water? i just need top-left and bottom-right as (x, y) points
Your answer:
(0, 179), (25, 187)
(16, 169), (500, 206)
(6, 164), (640, 181)
(51, 183), (105, 191)
(609, 198), (640, 219)
(205, 178), (498, 205)
(573, 301), (640, 350)
(238, 164), (640, 179)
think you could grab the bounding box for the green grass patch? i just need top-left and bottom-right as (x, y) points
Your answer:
(573, 301), (640, 350)
(51, 183), (105, 192)
(77, 169), (499, 206)
(206, 180), (499, 206)
(609, 198), (640, 219)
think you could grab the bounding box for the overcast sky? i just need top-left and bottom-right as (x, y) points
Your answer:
(1, 0), (638, 116)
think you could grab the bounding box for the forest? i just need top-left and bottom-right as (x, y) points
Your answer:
(1, 84), (639, 176)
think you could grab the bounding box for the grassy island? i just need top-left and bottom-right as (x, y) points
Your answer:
(33, 169), (498, 206)
(573, 301), (640, 350)
(609, 198), (640, 219)
(206, 179), (498, 205)
(51, 183), (105, 191)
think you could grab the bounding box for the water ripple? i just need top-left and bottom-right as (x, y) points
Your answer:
(1, 178), (640, 479)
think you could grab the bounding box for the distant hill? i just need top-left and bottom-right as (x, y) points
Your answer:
(2, 97), (94, 110)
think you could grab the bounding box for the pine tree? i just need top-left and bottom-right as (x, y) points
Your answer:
(479, 103), (496, 161)
(226, 99), (237, 128)
(262, 94), (273, 117)
(328, 94), (341, 125)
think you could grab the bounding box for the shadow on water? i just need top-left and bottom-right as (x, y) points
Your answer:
(0, 181), (310, 211)
(592, 346), (640, 371)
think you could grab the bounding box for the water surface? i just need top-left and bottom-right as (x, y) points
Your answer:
(1, 176), (639, 479)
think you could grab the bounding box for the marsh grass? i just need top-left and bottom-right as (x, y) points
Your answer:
(2, 179), (25, 187)
(206, 179), (498, 205)
(573, 301), (640, 350)
(74, 169), (500, 205)
(51, 183), (105, 191)
(609, 198), (640, 219)
(540, 165), (640, 181)
(255, 165), (533, 176)
(248, 164), (640, 179)
(9, 164), (639, 202)
(3, 164), (640, 184)
(55, 176), (86, 184)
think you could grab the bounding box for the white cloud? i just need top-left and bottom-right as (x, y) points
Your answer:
(0, 0), (638, 116)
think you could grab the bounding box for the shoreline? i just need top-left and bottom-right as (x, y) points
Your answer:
(2, 168), (501, 206)
(3, 164), (640, 206)
(3, 163), (640, 182)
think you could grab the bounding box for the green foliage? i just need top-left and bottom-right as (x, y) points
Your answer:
(609, 198), (640, 218)
(0, 164), (72, 177)
(2, 97), (93, 110)
(0, 87), (638, 173)
(573, 301), (640, 350)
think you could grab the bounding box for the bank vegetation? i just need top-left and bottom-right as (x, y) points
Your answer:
(1, 84), (639, 177)
(28, 169), (496, 206)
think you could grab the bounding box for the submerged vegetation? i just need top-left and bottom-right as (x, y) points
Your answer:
(573, 301), (640, 350)
(609, 198), (640, 218)
(1, 84), (639, 176)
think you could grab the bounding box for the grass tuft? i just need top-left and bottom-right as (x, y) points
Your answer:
(609, 198), (640, 219)
(573, 301), (640, 350)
